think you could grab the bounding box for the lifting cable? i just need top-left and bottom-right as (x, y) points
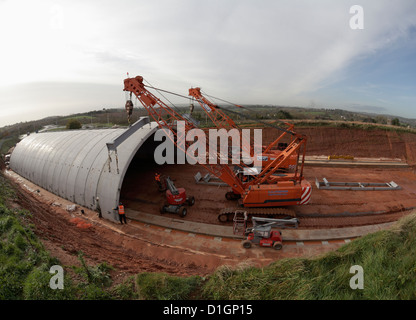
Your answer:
(143, 80), (185, 115)
(142, 83), (298, 137)
(201, 90), (297, 137)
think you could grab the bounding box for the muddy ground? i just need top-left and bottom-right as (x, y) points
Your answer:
(4, 126), (416, 279)
(6, 169), (346, 279)
(268, 126), (416, 165)
(121, 161), (416, 229)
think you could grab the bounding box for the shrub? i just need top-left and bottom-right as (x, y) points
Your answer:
(391, 118), (400, 126)
(111, 276), (140, 300)
(23, 267), (76, 300)
(66, 119), (82, 130)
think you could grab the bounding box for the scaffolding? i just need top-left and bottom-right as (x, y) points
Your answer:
(233, 210), (248, 236)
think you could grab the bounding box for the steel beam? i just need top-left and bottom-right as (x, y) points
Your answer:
(315, 178), (401, 191)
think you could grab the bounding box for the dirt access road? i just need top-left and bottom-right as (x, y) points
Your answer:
(4, 126), (416, 278)
(121, 162), (416, 229)
(121, 126), (416, 229)
(5, 169), (344, 278)
(5, 159), (416, 278)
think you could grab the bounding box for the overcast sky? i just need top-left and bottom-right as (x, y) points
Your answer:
(0, 0), (415, 127)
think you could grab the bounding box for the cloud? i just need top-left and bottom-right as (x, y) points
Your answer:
(0, 82), (123, 127)
(1, 0), (416, 126)
(348, 104), (387, 114)
(100, 0), (416, 105)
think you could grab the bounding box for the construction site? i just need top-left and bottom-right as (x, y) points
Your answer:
(3, 75), (416, 279)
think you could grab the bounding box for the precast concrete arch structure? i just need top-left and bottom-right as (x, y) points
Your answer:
(10, 117), (158, 222)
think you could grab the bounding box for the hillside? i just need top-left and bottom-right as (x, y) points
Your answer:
(262, 125), (416, 165)
(1, 105), (415, 155)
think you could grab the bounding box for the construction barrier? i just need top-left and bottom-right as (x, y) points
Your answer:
(70, 217), (93, 229)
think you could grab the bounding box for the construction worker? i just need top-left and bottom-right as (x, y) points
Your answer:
(155, 172), (162, 189)
(96, 197), (102, 218)
(114, 202), (127, 224)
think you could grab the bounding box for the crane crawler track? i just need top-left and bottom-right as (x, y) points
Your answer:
(219, 207), (296, 222)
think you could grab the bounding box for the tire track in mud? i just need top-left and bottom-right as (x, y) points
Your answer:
(5, 166), (416, 278)
(296, 210), (412, 228)
(10, 177), (212, 276)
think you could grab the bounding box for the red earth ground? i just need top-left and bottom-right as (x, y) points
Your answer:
(121, 163), (416, 229)
(3, 126), (416, 279)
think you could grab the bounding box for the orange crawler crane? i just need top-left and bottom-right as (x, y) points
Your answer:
(123, 75), (311, 222)
(188, 87), (298, 172)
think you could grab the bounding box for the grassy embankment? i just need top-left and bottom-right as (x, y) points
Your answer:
(1, 169), (416, 300)
(0, 172), (140, 299)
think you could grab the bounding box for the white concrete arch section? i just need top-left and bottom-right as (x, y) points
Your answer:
(10, 117), (158, 222)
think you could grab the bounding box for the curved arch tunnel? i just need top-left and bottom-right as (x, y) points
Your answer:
(9, 117), (159, 222)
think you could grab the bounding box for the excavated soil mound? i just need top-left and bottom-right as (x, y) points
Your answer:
(262, 127), (416, 165)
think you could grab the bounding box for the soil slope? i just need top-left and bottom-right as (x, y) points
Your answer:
(263, 126), (416, 165)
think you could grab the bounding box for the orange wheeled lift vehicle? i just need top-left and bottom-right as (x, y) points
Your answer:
(159, 176), (195, 217)
(242, 216), (299, 250)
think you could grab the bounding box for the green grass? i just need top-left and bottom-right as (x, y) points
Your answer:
(0, 174), (141, 300)
(0, 136), (20, 155)
(124, 211), (416, 300)
(0, 202), (69, 299)
(2, 170), (416, 300)
(135, 272), (202, 300)
(202, 215), (416, 300)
